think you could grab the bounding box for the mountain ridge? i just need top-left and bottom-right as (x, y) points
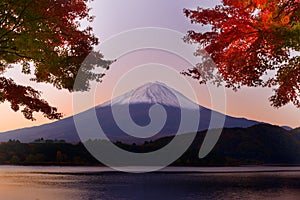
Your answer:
(0, 82), (290, 143)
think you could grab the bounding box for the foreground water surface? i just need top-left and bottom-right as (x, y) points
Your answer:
(1, 166), (300, 200)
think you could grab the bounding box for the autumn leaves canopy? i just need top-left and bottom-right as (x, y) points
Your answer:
(0, 0), (111, 120)
(184, 0), (299, 107)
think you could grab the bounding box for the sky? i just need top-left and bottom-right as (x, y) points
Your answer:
(0, 0), (299, 132)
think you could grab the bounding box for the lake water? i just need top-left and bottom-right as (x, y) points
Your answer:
(1, 166), (300, 200)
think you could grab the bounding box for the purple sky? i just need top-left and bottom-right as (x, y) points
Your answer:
(0, 0), (299, 132)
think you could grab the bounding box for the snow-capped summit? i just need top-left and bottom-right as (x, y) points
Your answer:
(102, 81), (199, 109)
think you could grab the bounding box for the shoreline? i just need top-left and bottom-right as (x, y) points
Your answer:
(2, 165), (300, 174)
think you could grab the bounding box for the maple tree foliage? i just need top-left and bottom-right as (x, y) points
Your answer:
(0, 0), (112, 120)
(184, 0), (300, 108)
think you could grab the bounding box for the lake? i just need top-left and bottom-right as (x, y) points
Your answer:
(1, 166), (300, 200)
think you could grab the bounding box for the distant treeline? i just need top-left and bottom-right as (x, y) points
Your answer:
(0, 140), (100, 166)
(1, 124), (300, 166)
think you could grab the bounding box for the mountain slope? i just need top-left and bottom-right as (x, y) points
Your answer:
(1, 124), (299, 166)
(291, 128), (300, 141)
(0, 82), (262, 143)
(149, 124), (300, 165)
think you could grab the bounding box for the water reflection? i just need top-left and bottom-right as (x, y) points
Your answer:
(0, 166), (300, 200)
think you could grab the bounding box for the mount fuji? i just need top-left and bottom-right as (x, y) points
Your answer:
(0, 82), (261, 143)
